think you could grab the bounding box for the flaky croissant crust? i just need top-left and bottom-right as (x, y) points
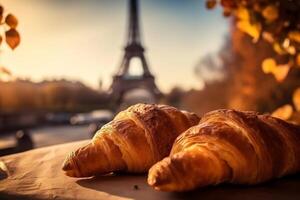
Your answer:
(62, 103), (199, 177)
(148, 109), (300, 191)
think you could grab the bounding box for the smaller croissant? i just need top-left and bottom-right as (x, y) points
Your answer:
(62, 103), (199, 177)
(148, 109), (300, 191)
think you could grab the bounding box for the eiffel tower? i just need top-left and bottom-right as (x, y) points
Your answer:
(109, 0), (162, 104)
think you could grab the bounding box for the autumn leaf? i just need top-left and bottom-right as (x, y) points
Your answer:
(285, 45), (296, 55)
(288, 31), (300, 43)
(206, 0), (300, 85)
(273, 42), (287, 55)
(237, 20), (261, 41)
(206, 0), (217, 9)
(272, 104), (293, 120)
(262, 58), (290, 82)
(272, 64), (290, 82)
(281, 38), (296, 55)
(262, 58), (276, 73)
(5, 28), (20, 50)
(235, 6), (250, 21)
(5, 14), (18, 28)
(262, 5), (279, 22)
(293, 88), (300, 111)
(262, 32), (274, 43)
(0, 35), (2, 45)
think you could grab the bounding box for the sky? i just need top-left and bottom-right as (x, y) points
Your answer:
(1, 0), (229, 92)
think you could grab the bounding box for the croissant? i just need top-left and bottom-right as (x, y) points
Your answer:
(62, 103), (199, 177)
(148, 109), (300, 191)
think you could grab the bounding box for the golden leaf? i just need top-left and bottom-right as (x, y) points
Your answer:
(293, 88), (300, 111)
(206, 0), (217, 9)
(282, 39), (296, 55)
(282, 38), (290, 49)
(237, 20), (261, 41)
(272, 64), (290, 82)
(273, 43), (286, 55)
(262, 5), (279, 22)
(5, 28), (20, 50)
(288, 31), (300, 43)
(262, 32), (274, 43)
(272, 104), (293, 120)
(262, 58), (290, 82)
(262, 58), (276, 73)
(286, 45), (296, 55)
(235, 7), (250, 21)
(5, 14), (18, 28)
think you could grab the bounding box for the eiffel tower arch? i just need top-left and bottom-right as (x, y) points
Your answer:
(109, 0), (162, 105)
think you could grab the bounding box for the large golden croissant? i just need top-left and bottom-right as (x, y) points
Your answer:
(148, 109), (300, 191)
(62, 103), (199, 177)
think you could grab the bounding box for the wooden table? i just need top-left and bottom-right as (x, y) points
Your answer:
(1, 140), (300, 200)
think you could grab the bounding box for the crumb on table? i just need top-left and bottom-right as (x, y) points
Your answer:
(133, 185), (139, 190)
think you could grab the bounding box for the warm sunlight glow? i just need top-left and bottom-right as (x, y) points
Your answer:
(1, 0), (228, 92)
(127, 57), (144, 76)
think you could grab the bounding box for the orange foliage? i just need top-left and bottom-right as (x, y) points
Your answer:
(5, 28), (20, 50)
(271, 104), (293, 120)
(0, 5), (21, 80)
(262, 58), (290, 82)
(5, 14), (18, 28)
(206, 0), (300, 82)
(0, 5), (20, 50)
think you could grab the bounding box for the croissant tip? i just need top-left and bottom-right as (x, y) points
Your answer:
(62, 160), (79, 177)
(62, 151), (76, 170)
(148, 175), (171, 191)
(147, 176), (157, 186)
(62, 160), (71, 171)
(148, 173), (164, 188)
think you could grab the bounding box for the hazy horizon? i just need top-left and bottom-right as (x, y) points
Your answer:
(1, 0), (228, 92)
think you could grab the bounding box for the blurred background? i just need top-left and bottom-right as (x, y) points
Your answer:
(1, 0), (300, 155)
